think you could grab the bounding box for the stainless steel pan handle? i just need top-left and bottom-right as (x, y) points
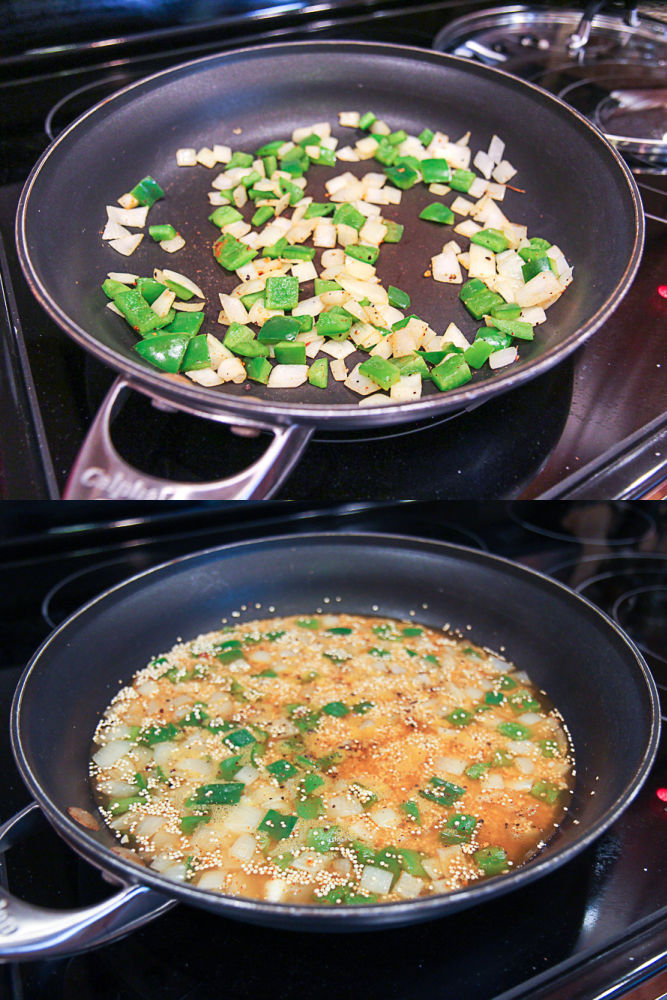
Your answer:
(0, 803), (174, 960)
(62, 377), (313, 500)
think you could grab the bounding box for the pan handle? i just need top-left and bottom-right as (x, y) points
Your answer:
(0, 803), (175, 960)
(62, 377), (313, 500)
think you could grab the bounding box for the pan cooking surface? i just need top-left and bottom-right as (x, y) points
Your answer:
(17, 43), (643, 427)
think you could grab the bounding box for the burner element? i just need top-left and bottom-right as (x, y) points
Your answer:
(509, 501), (656, 546)
(613, 585), (667, 668)
(41, 554), (157, 628)
(44, 74), (141, 141)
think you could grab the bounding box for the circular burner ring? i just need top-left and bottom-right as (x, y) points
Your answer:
(508, 501), (656, 547)
(45, 73), (139, 141)
(613, 584), (667, 668)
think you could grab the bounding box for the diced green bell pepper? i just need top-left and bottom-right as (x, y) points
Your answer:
(192, 781), (244, 805)
(384, 163), (419, 189)
(449, 168), (476, 192)
(115, 289), (162, 336)
(102, 277), (132, 299)
(471, 228), (509, 253)
(419, 777), (465, 808)
(316, 311), (353, 339)
(251, 205), (275, 227)
(387, 285), (410, 309)
(264, 275), (299, 310)
(419, 202), (455, 225)
(440, 814), (478, 845)
(274, 341), (306, 365)
(129, 175), (164, 207)
(304, 202), (335, 219)
(358, 356), (401, 390)
(181, 334), (210, 371)
(244, 355), (272, 384)
(345, 244), (379, 265)
(308, 358), (328, 388)
(161, 311), (204, 336)
(489, 302), (522, 320)
(148, 224), (177, 243)
(382, 220), (404, 243)
(474, 328), (513, 351)
(473, 846), (509, 875)
(213, 233), (258, 271)
(257, 315), (301, 343)
(430, 355), (472, 391)
(209, 205), (243, 228)
(258, 809), (298, 840)
(464, 340), (493, 369)
(421, 158), (451, 184)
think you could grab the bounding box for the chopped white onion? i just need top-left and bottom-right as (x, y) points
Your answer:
(102, 220), (131, 241)
(92, 740), (131, 768)
(370, 806), (398, 828)
(108, 233), (143, 256)
(229, 833), (257, 863)
(106, 205), (148, 228)
(434, 756), (466, 776)
(176, 148), (197, 166)
(160, 268), (205, 300)
(224, 804), (264, 833)
(394, 872), (423, 899)
(488, 346), (518, 369)
(267, 364), (308, 388)
(160, 234), (186, 253)
(197, 870), (227, 891)
(359, 865), (393, 895)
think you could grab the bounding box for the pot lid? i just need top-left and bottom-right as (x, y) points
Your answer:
(433, 5), (667, 168)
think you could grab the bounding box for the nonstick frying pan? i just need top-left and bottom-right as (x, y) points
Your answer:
(16, 42), (644, 499)
(1, 534), (659, 959)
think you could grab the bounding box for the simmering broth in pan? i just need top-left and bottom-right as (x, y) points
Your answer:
(90, 615), (574, 905)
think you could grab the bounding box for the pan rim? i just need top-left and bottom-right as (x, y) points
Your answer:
(10, 531), (661, 926)
(15, 39), (645, 430)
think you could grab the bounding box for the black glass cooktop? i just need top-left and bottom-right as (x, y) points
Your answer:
(1, 1), (666, 500)
(1, 500), (666, 1000)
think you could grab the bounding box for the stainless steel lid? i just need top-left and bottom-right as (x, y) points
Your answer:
(433, 5), (667, 167)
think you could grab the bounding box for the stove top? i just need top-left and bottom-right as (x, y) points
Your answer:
(1, 2), (666, 500)
(1, 500), (666, 1000)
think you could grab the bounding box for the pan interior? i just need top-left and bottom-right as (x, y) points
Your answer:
(18, 43), (641, 422)
(13, 536), (658, 924)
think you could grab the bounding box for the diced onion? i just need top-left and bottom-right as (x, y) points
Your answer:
(160, 268), (205, 300)
(267, 364), (308, 388)
(488, 346), (518, 369)
(229, 833), (257, 863)
(160, 234), (186, 253)
(108, 233), (143, 256)
(92, 740), (131, 768)
(434, 756), (466, 776)
(370, 807), (398, 827)
(197, 870), (227, 891)
(225, 804), (264, 834)
(327, 794), (363, 817)
(394, 872), (423, 899)
(359, 865), (393, 895)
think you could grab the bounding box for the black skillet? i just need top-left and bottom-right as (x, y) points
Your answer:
(0, 534), (659, 959)
(15, 42), (644, 499)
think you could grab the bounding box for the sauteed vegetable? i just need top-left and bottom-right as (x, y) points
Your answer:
(100, 112), (573, 401)
(91, 614), (574, 906)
